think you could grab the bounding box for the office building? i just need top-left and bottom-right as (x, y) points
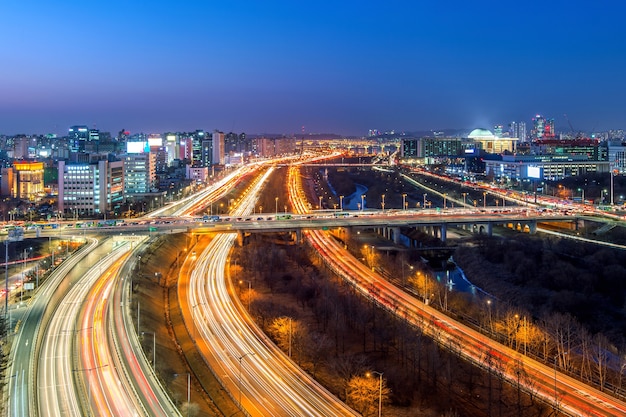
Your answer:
(58, 159), (124, 216)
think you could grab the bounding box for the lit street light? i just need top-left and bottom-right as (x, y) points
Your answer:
(423, 193), (427, 209)
(367, 370), (384, 417)
(339, 195), (344, 211)
(381, 194), (385, 213)
(402, 193), (407, 211)
(275, 197), (279, 214)
(361, 194), (365, 211)
(239, 279), (252, 310)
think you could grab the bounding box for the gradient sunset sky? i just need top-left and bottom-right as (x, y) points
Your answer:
(1, 1), (626, 136)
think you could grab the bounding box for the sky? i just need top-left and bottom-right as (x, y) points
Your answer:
(1, 1), (626, 137)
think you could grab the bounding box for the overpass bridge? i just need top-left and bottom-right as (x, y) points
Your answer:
(183, 210), (579, 246)
(16, 209), (584, 248)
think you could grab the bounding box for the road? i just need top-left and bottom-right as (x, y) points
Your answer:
(178, 167), (358, 416)
(8, 238), (99, 417)
(287, 165), (626, 417)
(37, 240), (132, 416)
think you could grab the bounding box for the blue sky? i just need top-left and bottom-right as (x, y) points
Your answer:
(1, 1), (625, 136)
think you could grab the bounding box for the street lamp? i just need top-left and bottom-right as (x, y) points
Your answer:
(462, 192), (467, 206)
(318, 196), (323, 210)
(361, 194), (365, 211)
(21, 247), (32, 303)
(238, 352), (255, 408)
(275, 197), (279, 214)
(402, 193), (407, 211)
(141, 331), (156, 369)
(443, 193), (447, 209)
(578, 188), (585, 204)
(174, 373), (191, 417)
(423, 193), (427, 209)
(367, 370), (384, 417)
(339, 195), (344, 211)
(381, 194), (385, 213)
(74, 364), (109, 415)
(483, 192), (487, 209)
(239, 280), (252, 310)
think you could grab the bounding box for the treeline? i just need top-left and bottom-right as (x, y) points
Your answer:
(451, 233), (626, 396)
(232, 235), (551, 417)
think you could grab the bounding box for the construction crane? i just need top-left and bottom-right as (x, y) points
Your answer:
(563, 113), (583, 139)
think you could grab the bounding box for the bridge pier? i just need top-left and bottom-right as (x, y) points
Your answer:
(528, 220), (537, 234)
(440, 223), (447, 243)
(237, 230), (244, 246)
(391, 227), (401, 244)
(292, 229), (303, 244)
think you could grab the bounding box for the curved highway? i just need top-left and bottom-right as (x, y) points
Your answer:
(179, 167), (358, 416)
(287, 165), (626, 417)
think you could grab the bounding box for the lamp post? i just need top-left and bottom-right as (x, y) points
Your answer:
(238, 352), (255, 408)
(554, 354), (558, 413)
(381, 194), (385, 213)
(275, 197), (279, 214)
(483, 192), (487, 209)
(239, 280), (252, 310)
(74, 364), (109, 415)
(141, 331), (156, 369)
(339, 195), (344, 211)
(367, 370), (384, 417)
(21, 247), (32, 303)
(318, 196), (323, 210)
(402, 193), (407, 211)
(361, 194), (365, 211)
(423, 193), (427, 209)
(443, 193), (447, 209)
(578, 188), (585, 204)
(174, 373), (191, 417)
(191, 303), (206, 339)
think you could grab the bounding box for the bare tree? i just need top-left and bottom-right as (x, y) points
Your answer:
(346, 374), (391, 417)
(592, 333), (614, 391)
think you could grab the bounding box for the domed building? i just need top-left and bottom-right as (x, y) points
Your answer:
(468, 128), (495, 139)
(467, 127), (517, 154)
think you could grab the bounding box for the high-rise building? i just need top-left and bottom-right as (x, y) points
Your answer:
(191, 130), (205, 165)
(509, 121), (527, 142)
(201, 139), (213, 167)
(212, 130), (225, 165)
(122, 152), (156, 196)
(68, 125), (89, 152)
(493, 125), (503, 137)
(531, 114), (555, 139)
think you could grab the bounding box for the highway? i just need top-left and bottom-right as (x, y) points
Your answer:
(286, 165), (626, 417)
(37, 240), (131, 416)
(7, 238), (98, 417)
(178, 167), (358, 416)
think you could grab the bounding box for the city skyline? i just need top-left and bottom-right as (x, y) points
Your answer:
(2, 1), (626, 136)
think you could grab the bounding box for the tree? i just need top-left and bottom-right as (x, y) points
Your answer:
(346, 374), (391, 417)
(268, 316), (305, 362)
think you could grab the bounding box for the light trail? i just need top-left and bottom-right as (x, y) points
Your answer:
(38, 242), (132, 417)
(179, 166), (358, 416)
(287, 165), (626, 417)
